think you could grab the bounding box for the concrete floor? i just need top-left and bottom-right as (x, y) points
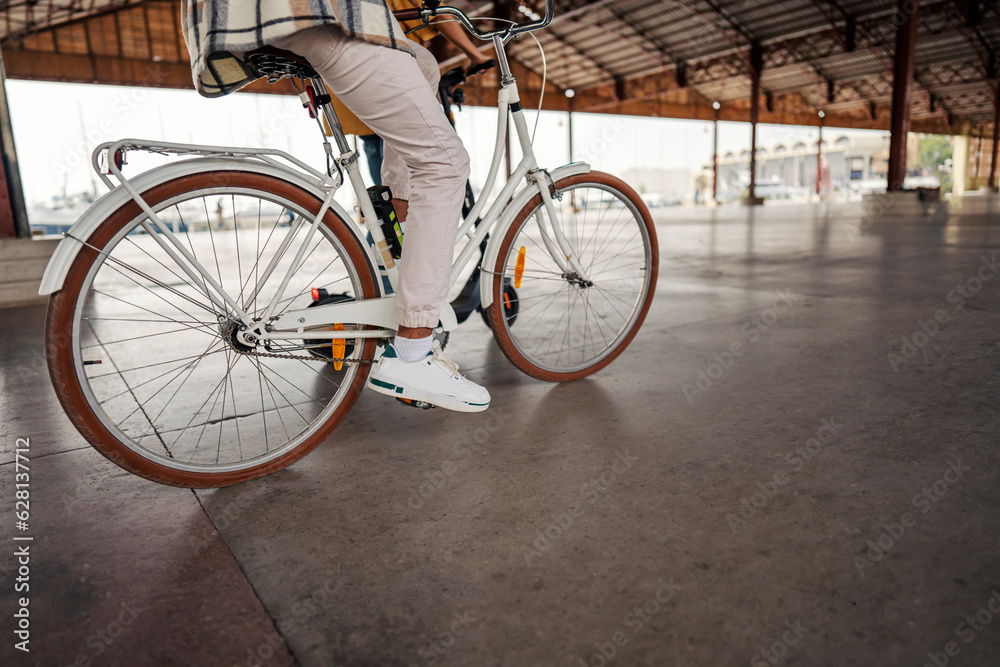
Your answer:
(2, 202), (999, 666)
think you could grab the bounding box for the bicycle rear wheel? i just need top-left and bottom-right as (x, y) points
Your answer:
(46, 171), (378, 487)
(486, 172), (658, 381)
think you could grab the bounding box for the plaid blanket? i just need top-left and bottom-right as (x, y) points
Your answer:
(181, 0), (414, 97)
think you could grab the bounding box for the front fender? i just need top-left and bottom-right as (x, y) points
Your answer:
(479, 161), (591, 309)
(38, 158), (370, 295)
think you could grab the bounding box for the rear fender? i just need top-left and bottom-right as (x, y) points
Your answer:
(39, 158), (373, 295)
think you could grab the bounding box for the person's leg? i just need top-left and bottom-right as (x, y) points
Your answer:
(273, 26), (468, 331)
(272, 27), (487, 411)
(359, 134), (384, 185)
(372, 42), (445, 346)
(380, 41), (441, 222)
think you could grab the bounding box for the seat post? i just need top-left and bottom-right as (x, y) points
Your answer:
(311, 76), (352, 155)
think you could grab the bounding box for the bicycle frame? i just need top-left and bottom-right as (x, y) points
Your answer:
(264, 33), (592, 345)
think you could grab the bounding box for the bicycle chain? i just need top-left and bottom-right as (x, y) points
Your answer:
(243, 348), (378, 364)
(223, 322), (379, 364)
(225, 327), (449, 364)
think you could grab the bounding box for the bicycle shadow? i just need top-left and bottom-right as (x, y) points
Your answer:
(517, 375), (633, 449)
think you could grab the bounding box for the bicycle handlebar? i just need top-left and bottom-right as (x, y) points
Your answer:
(393, 0), (554, 42)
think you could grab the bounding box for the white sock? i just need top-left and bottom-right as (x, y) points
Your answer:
(394, 335), (432, 362)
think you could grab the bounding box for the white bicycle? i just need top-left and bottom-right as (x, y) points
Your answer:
(40, 0), (659, 487)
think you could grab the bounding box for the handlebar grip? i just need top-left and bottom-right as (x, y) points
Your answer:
(392, 8), (423, 21)
(465, 59), (497, 77)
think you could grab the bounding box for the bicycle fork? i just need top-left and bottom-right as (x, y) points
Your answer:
(501, 73), (592, 285)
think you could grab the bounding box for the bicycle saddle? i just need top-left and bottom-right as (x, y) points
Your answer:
(244, 46), (319, 83)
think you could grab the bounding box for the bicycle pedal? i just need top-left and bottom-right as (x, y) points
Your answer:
(432, 326), (450, 350)
(396, 398), (436, 410)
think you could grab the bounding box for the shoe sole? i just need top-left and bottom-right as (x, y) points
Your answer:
(367, 377), (490, 413)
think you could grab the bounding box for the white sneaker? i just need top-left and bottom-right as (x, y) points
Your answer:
(367, 341), (491, 412)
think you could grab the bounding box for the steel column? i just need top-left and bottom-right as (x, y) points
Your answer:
(0, 50), (29, 238)
(749, 113), (758, 200)
(816, 120), (824, 196)
(568, 96), (574, 163)
(886, 0), (918, 192)
(974, 134), (983, 184)
(748, 43), (763, 202)
(0, 141), (14, 238)
(990, 94), (999, 189)
(712, 108), (719, 204)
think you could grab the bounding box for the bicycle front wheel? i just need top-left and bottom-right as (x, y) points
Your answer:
(46, 171), (378, 487)
(486, 172), (658, 381)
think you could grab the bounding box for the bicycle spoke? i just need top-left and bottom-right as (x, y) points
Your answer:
(86, 348), (228, 380)
(101, 259), (208, 329)
(97, 336), (223, 405)
(87, 244), (218, 318)
(202, 196), (228, 303)
(251, 360), (315, 431)
(123, 234), (205, 303)
(248, 355), (294, 445)
(134, 337), (227, 443)
(80, 321), (218, 349)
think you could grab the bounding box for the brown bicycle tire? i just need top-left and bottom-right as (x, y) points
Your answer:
(46, 171), (378, 488)
(486, 171), (658, 382)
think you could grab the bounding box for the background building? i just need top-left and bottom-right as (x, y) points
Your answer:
(713, 133), (903, 200)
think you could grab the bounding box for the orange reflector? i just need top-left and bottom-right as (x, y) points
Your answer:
(514, 246), (526, 289)
(311, 287), (320, 301)
(332, 323), (345, 371)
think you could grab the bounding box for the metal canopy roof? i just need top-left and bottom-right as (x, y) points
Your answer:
(503, 0), (999, 133)
(0, 0), (997, 134)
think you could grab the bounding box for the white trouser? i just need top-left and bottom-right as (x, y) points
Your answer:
(273, 26), (470, 329)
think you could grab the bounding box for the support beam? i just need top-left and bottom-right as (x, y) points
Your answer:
(0, 50), (29, 238)
(887, 0), (918, 192)
(0, 48), (298, 95)
(604, 2), (680, 70)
